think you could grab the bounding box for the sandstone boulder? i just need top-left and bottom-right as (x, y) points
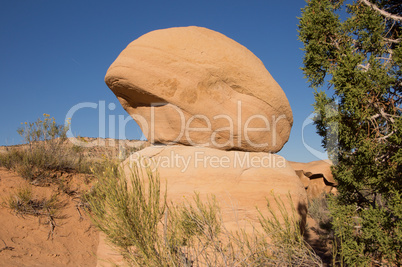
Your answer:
(290, 160), (337, 198)
(105, 26), (293, 153)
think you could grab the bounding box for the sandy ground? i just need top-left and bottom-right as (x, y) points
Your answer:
(0, 167), (99, 267)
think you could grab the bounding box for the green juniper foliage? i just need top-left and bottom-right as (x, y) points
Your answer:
(299, 0), (402, 265)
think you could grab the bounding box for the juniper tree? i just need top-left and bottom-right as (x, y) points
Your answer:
(298, 0), (402, 265)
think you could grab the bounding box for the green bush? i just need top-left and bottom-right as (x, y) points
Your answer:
(328, 196), (402, 266)
(85, 162), (322, 266)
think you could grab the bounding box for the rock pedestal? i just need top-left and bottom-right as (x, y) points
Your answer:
(124, 145), (307, 229)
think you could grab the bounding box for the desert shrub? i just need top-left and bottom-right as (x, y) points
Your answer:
(84, 164), (168, 266)
(17, 114), (68, 145)
(0, 114), (93, 184)
(85, 162), (322, 266)
(0, 148), (24, 170)
(258, 194), (322, 266)
(308, 195), (332, 232)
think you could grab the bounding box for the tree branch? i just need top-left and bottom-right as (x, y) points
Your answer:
(378, 129), (396, 141)
(380, 108), (395, 123)
(329, 36), (341, 50)
(358, 63), (370, 72)
(360, 0), (402, 22)
(383, 37), (401, 44)
(370, 114), (380, 120)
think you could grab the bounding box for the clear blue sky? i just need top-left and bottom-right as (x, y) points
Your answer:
(0, 0), (328, 163)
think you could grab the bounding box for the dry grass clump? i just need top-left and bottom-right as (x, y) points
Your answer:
(0, 143), (92, 183)
(85, 162), (323, 267)
(307, 194), (341, 266)
(308, 194), (332, 232)
(5, 185), (59, 217)
(2, 185), (63, 239)
(257, 194), (321, 266)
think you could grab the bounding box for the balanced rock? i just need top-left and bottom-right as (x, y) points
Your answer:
(105, 26), (293, 153)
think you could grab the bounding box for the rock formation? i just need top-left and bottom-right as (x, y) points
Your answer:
(290, 160), (337, 198)
(124, 146), (307, 228)
(105, 26), (293, 153)
(99, 26), (308, 266)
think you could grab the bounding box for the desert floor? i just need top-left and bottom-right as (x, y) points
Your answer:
(0, 167), (99, 267)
